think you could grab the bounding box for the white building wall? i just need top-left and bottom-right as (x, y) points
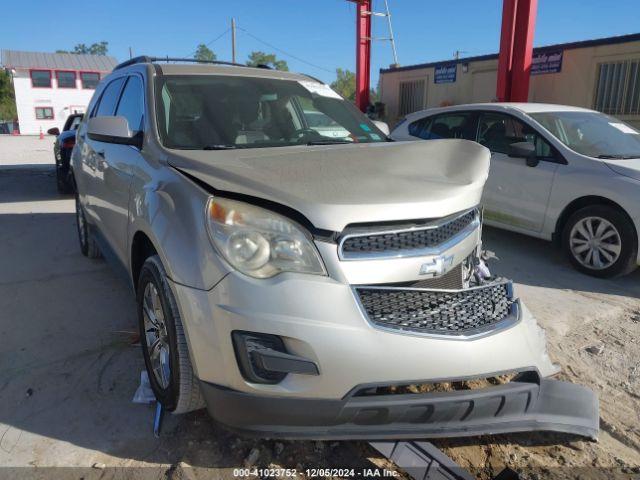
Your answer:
(13, 69), (100, 135)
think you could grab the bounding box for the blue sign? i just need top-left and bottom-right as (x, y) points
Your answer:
(531, 50), (563, 75)
(434, 64), (457, 84)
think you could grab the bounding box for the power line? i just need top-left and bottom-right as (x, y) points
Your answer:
(185, 28), (231, 58)
(236, 26), (335, 74)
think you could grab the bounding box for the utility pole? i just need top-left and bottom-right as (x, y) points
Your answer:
(231, 18), (237, 63)
(129, 47), (133, 59)
(453, 50), (467, 60)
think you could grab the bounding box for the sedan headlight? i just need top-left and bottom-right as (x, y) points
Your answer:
(206, 197), (326, 279)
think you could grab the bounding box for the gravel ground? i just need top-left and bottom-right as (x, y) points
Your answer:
(0, 136), (638, 479)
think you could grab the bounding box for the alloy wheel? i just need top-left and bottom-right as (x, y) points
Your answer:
(569, 216), (622, 270)
(142, 282), (171, 389)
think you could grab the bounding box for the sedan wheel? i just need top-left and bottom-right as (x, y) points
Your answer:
(569, 216), (621, 270)
(562, 205), (637, 278)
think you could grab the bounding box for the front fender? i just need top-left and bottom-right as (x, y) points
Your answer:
(128, 164), (230, 290)
(544, 162), (640, 239)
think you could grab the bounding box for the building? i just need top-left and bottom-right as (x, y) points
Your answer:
(379, 33), (640, 128)
(1, 50), (118, 135)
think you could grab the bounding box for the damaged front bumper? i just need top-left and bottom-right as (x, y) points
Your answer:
(200, 371), (599, 440)
(171, 255), (599, 441)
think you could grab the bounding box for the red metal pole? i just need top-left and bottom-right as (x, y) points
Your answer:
(496, 0), (517, 102)
(509, 0), (537, 102)
(355, 0), (372, 111)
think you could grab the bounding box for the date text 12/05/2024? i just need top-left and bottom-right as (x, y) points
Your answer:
(233, 468), (400, 477)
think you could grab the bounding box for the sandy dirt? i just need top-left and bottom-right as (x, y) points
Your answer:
(0, 136), (639, 479)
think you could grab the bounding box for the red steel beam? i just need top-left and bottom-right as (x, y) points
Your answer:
(510, 0), (537, 101)
(496, 0), (517, 102)
(496, 0), (537, 102)
(355, 0), (372, 111)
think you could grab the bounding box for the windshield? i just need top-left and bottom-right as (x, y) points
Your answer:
(530, 110), (640, 159)
(156, 75), (386, 149)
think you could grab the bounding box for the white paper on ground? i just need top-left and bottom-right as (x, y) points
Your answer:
(298, 80), (342, 99)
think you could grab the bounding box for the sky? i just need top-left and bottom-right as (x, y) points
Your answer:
(3, 0), (640, 85)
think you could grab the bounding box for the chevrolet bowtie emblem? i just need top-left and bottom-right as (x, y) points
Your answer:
(419, 254), (455, 277)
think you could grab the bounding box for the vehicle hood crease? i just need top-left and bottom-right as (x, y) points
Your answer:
(167, 140), (490, 231)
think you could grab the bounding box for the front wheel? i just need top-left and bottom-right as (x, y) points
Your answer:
(137, 255), (204, 413)
(562, 205), (637, 278)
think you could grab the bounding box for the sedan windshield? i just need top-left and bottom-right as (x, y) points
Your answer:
(156, 75), (386, 150)
(530, 110), (640, 159)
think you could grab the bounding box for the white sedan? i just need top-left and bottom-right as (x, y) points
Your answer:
(391, 103), (640, 277)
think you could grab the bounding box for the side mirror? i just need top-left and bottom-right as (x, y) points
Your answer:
(372, 120), (390, 136)
(47, 127), (60, 136)
(508, 141), (539, 167)
(87, 116), (142, 148)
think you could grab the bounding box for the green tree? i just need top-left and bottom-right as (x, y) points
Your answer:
(330, 68), (356, 102)
(330, 69), (379, 105)
(246, 51), (288, 71)
(56, 42), (109, 55)
(0, 69), (17, 121)
(194, 44), (216, 62)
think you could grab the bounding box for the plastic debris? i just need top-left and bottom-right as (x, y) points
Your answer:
(132, 371), (156, 404)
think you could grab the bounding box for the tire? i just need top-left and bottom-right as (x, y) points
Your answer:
(137, 255), (204, 413)
(56, 166), (73, 194)
(562, 205), (637, 278)
(75, 194), (101, 259)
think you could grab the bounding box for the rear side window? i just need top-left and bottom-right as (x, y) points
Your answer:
(95, 78), (125, 117)
(408, 117), (431, 138)
(116, 76), (144, 132)
(425, 113), (476, 140)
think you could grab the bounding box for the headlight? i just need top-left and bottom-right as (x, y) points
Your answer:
(206, 197), (326, 279)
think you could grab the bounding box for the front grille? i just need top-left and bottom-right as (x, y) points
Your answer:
(339, 209), (478, 259)
(356, 281), (517, 336)
(395, 263), (465, 290)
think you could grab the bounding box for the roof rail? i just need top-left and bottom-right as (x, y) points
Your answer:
(113, 56), (251, 71)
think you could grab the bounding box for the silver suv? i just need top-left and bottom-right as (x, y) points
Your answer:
(72, 57), (597, 439)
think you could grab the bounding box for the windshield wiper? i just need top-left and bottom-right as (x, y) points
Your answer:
(306, 140), (352, 146)
(597, 154), (640, 159)
(202, 144), (237, 150)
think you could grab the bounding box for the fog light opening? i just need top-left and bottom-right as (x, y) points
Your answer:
(232, 331), (288, 384)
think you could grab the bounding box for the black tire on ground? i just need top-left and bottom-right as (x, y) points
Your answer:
(137, 255), (204, 413)
(562, 204), (637, 278)
(56, 166), (73, 194)
(75, 194), (101, 259)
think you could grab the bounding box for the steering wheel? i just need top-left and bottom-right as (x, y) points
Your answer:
(291, 128), (323, 143)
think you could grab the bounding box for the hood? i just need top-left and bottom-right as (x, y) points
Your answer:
(167, 140), (490, 232)
(602, 158), (640, 182)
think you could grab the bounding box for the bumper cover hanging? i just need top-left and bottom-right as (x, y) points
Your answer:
(200, 374), (599, 440)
